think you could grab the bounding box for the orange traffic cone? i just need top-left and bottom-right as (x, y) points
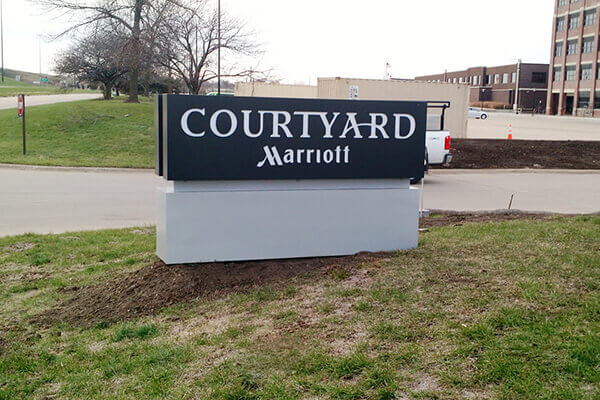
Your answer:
(508, 124), (513, 140)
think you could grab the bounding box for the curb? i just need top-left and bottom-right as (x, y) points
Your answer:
(0, 163), (153, 174)
(427, 209), (600, 217)
(429, 168), (600, 175)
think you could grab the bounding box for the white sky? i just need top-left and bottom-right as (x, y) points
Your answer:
(1, 0), (554, 82)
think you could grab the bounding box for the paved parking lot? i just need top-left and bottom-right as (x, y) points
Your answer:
(1, 166), (599, 237)
(467, 112), (600, 141)
(0, 93), (101, 110)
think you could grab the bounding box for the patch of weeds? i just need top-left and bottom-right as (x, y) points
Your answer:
(353, 301), (373, 312)
(369, 287), (407, 303)
(94, 321), (110, 330)
(27, 250), (51, 266)
(328, 266), (350, 280)
(8, 283), (39, 294)
(318, 302), (336, 314)
(282, 286), (298, 298)
(113, 324), (158, 342)
(371, 322), (427, 342)
(273, 310), (299, 324)
(335, 288), (364, 298)
(250, 288), (279, 302)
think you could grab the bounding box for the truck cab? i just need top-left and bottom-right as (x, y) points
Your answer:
(411, 101), (453, 184)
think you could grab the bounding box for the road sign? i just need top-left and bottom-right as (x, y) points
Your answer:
(17, 94), (24, 117)
(17, 94), (26, 154)
(40, 77), (49, 83)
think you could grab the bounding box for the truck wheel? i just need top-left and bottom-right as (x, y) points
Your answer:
(480, 113), (488, 120)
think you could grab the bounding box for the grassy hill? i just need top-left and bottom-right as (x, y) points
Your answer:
(0, 69), (98, 97)
(0, 216), (598, 399)
(0, 97), (154, 168)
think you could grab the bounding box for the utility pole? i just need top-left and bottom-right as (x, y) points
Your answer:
(514, 59), (521, 112)
(1, 0), (4, 83)
(217, 0), (221, 95)
(39, 36), (42, 77)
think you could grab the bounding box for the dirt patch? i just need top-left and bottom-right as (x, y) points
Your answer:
(435, 139), (600, 170)
(420, 211), (554, 228)
(36, 253), (383, 328)
(3, 242), (35, 253)
(36, 213), (568, 328)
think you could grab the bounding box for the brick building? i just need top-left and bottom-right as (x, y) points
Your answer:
(547, 0), (600, 117)
(415, 62), (549, 111)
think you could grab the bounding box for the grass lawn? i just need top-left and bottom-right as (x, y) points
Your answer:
(0, 77), (98, 97)
(0, 97), (154, 168)
(0, 217), (599, 399)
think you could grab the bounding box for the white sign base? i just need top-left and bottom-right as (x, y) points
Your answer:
(157, 180), (419, 265)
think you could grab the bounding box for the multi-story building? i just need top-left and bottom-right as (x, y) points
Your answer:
(415, 62), (549, 111)
(547, 0), (600, 116)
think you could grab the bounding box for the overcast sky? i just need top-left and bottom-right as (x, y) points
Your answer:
(2, 0), (554, 83)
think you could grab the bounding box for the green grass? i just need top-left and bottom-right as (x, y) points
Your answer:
(0, 98), (154, 168)
(0, 217), (599, 399)
(0, 76), (98, 97)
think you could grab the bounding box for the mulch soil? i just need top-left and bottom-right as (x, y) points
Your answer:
(436, 139), (600, 170)
(35, 212), (562, 328)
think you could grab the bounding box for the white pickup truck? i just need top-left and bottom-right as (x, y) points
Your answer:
(411, 102), (453, 184)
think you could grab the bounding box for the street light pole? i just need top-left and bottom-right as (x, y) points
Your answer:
(217, 0), (221, 95)
(1, 0), (4, 83)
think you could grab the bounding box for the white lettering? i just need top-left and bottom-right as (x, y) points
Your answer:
(340, 113), (364, 139)
(368, 113), (389, 139)
(210, 109), (237, 137)
(180, 108), (206, 137)
(257, 146), (283, 167)
(323, 149), (334, 163)
(269, 111), (293, 138)
(320, 112), (340, 138)
(393, 113), (416, 139)
(242, 110), (267, 138)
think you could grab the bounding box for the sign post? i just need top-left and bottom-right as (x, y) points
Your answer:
(17, 94), (25, 155)
(155, 95), (426, 264)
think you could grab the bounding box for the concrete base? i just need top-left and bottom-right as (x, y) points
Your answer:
(156, 180), (420, 264)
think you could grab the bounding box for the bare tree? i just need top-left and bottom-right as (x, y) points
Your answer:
(153, 0), (262, 95)
(55, 28), (128, 100)
(34, 0), (171, 103)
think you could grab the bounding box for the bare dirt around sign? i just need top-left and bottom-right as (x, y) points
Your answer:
(34, 212), (565, 328)
(438, 139), (600, 170)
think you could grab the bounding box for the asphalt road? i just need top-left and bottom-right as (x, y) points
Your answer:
(1, 167), (599, 237)
(0, 93), (102, 110)
(467, 112), (600, 141)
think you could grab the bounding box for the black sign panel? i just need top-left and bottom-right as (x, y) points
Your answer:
(157, 95), (426, 181)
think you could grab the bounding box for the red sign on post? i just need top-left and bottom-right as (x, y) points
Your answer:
(18, 94), (24, 117)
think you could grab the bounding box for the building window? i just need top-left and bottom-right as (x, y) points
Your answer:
(494, 74), (500, 84)
(554, 66), (562, 81)
(567, 39), (578, 55)
(577, 91), (590, 108)
(512, 72), (517, 83)
(566, 65), (577, 80)
(581, 64), (593, 80)
(556, 16), (566, 31)
(582, 37), (594, 53)
(555, 41), (564, 57)
(531, 72), (547, 84)
(558, 0), (567, 6)
(485, 75), (490, 85)
(568, 13), (580, 30)
(501, 73), (508, 84)
(584, 9), (596, 26)
(595, 91), (600, 109)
